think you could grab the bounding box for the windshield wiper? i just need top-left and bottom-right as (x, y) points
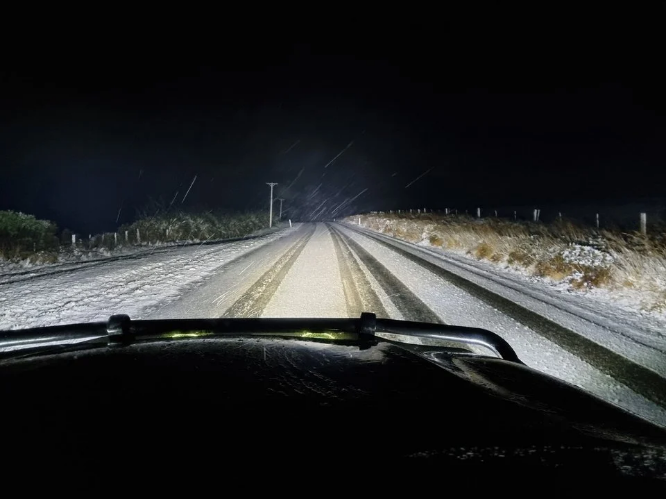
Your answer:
(0, 312), (521, 363)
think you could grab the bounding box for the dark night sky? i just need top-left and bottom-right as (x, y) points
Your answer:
(1, 4), (665, 234)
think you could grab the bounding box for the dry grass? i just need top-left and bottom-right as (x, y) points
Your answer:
(429, 234), (444, 247)
(349, 212), (666, 314)
(474, 242), (493, 260)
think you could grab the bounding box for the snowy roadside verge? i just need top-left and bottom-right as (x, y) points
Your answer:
(335, 223), (666, 428)
(341, 220), (666, 378)
(346, 214), (666, 325)
(0, 225), (301, 331)
(0, 223), (290, 282)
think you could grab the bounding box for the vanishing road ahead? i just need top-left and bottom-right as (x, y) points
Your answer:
(2, 222), (666, 427)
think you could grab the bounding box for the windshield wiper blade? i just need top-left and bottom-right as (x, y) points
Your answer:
(0, 313), (521, 363)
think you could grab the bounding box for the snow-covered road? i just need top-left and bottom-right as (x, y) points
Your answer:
(2, 222), (665, 427)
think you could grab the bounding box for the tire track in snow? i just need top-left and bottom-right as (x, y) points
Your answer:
(221, 225), (316, 318)
(327, 224), (387, 317)
(338, 223), (666, 409)
(328, 225), (440, 324)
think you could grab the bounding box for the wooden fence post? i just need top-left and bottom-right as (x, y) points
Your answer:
(125, 231), (128, 242)
(640, 213), (647, 235)
(596, 213), (599, 229)
(136, 228), (140, 244)
(477, 207), (481, 218)
(72, 234), (76, 246)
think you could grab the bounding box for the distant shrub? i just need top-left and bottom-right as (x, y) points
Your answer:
(0, 211), (59, 259)
(118, 210), (270, 245)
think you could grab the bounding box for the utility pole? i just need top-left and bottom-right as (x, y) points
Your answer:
(277, 199), (285, 219)
(266, 183), (278, 228)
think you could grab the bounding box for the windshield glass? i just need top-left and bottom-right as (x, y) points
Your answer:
(1, 15), (666, 432)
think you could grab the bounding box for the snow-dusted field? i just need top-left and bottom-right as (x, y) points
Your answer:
(2, 221), (665, 428)
(0, 226), (301, 330)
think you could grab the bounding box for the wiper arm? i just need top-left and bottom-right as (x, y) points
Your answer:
(0, 313), (521, 363)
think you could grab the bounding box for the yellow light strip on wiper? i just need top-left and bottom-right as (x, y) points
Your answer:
(297, 331), (357, 340)
(161, 331), (212, 339)
(158, 330), (357, 341)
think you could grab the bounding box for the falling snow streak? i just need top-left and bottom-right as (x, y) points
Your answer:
(286, 168), (304, 190)
(323, 141), (354, 168)
(311, 204), (328, 220)
(168, 191), (179, 209)
(309, 199), (328, 219)
(307, 183), (323, 200)
(348, 188), (368, 203)
(405, 168), (433, 188)
(282, 139), (300, 154)
(331, 200), (350, 216)
(181, 175), (198, 203)
(333, 182), (352, 198)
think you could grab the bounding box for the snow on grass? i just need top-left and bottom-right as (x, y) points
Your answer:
(0, 226), (299, 331)
(335, 224), (666, 428)
(347, 213), (666, 323)
(0, 223), (289, 279)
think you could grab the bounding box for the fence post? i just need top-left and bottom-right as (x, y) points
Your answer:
(494, 210), (498, 217)
(136, 228), (141, 244)
(559, 212), (562, 221)
(514, 211), (517, 220)
(410, 209), (412, 214)
(417, 209), (420, 214)
(125, 231), (128, 242)
(477, 208), (481, 218)
(640, 213), (647, 235)
(289, 219), (292, 228)
(596, 213), (599, 229)
(114, 233), (118, 245)
(358, 217), (361, 225)
(533, 209), (538, 222)
(423, 208), (426, 213)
